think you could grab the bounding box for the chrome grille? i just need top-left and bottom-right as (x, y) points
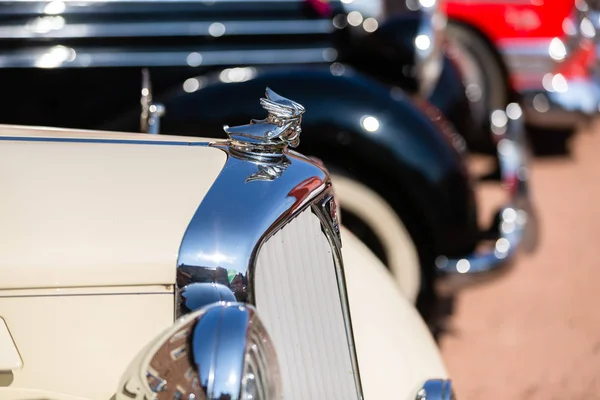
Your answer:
(254, 207), (359, 400)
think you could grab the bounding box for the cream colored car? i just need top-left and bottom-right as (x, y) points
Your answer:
(0, 89), (454, 400)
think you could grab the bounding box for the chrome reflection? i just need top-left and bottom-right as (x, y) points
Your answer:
(44, 1), (65, 15)
(140, 69), (165, 135)
(436, 103), (534, 289)
(219, 67), (257, 84)
(208, 22), (226, 37)
(362, 17), (379, 32)
(1, 47), (335, 68)
(178, 282), (236, 315)
(118, 303), (281, 400)
(416, 379), (455, 400)
(26, 15), (65, 34)
(224, 87), (305, 152)
(347, 10), (363, 26)
(414, 0), (445, 97)
(548, 37), (567, 61)
(33, 45), (75, 68)
(360, 115), (380, 132)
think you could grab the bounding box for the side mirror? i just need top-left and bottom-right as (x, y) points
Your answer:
(116, 302), (281, 400)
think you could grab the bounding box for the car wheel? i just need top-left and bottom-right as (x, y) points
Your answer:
(329, 172), (421, 305)
(446, 22), (509, 152)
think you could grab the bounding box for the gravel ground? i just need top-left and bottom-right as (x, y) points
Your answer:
(440, 121), (600, 400)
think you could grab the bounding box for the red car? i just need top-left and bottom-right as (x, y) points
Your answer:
(443, 0), (599, 147)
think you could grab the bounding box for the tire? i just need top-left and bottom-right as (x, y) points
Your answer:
(446, 22), (509, 152)
(329, 173), (422, 305)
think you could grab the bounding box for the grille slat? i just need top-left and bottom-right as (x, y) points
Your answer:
(255, 208), (358, 400)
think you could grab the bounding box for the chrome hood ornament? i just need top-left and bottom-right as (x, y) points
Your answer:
(224, 87), (306, 152)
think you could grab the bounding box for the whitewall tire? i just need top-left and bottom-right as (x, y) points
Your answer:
(330, 173), (421, 304)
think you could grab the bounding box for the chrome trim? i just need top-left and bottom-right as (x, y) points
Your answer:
(416, 379), (455, 400)
(224, 87), (305, 152)
(499, 35), (600, 126)
(0, 135), (207, 146)
(0, 46), (335, 68)
(175, 88), (363, 399)
(189, 303), (280, 399)
(119, 302), (281, 400)
(414, 0), (445, 97)
(521, 76), (600, 128)
(0, 19), (333, 39)
(497, 38), (560, 91)
(178, 282), (236, 314)
(0, 0), (310, 17)
(0, 0), (307, 14)
(140, 69), (165, 135)
(435, 103), (534, 291)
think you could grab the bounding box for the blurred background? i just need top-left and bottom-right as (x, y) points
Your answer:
(442, 118), (600, 399)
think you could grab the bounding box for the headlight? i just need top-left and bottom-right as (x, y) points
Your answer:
(117, 302), (281, 400)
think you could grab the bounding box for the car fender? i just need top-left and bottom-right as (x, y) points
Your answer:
(341, 226), (449, 399)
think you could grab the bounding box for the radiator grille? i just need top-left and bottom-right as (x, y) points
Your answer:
(254, 207), (358, 400)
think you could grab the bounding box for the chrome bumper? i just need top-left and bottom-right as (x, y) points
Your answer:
(499, 34), (600, 129)
(435, 104), (536, 292)
(521, 75), (600, 129)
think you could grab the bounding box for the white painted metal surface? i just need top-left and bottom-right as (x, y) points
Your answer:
(254, 208), (359, 400)
(0, 288), (173, 400)
(341, 227), (449, 400)
(0, 125), (226, 289)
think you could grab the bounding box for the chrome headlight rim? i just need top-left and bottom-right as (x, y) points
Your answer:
(120, 302), (282, 400)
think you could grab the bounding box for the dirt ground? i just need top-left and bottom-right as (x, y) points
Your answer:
(440, 120), (600, 400)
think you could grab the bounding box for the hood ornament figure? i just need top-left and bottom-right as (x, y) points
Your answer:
(223, 88), (306, 182)
(224, 87), (306, 152)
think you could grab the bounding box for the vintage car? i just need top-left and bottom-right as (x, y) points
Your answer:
(442, 0), (600, 145)
(0, 89), (455, 400)
(0, 0), (534, 328)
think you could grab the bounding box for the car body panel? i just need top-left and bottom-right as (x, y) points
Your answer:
(0, 125), (226, 290)
(0, 124), (451, 399)
(0, 286), (174, 400)
(0, 388), (89, 400)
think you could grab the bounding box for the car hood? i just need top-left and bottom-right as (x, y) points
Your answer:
(0, 125), (227, 290)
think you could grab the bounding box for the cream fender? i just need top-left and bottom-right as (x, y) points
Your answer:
(342, 227), (448, 400)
